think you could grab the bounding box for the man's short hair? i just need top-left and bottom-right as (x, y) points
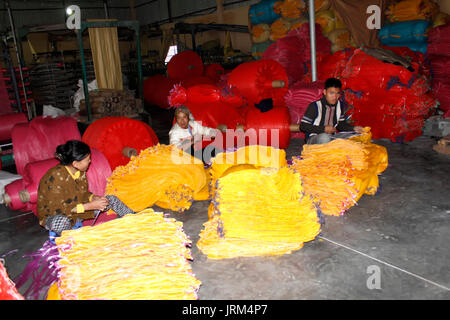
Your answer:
(325, 78), (342, 90)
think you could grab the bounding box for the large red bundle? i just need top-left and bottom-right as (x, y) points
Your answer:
(180, 76), (215, 89)
(427, 24), (450, 57)
(432, 81), (450, 116)
(428, 55), (450, 82)
(82, 117), (158, 170)
(284, 81), (325, 138)
(168, 84), (244, 108)
(262, 24), (331, 86)
(11, 116), (81, 176)
(244, 105), (291, 149)
(167, 50), (204, 81)
(203, 63), (225, 83)
(0, 113), (28, 142)
(143, 75), (177, 109)
(227, 59), (288, 107)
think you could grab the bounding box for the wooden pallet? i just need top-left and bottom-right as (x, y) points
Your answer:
(433, 135), (450, 155)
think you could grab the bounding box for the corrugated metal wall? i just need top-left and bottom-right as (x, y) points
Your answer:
(1, 0), (258, 31)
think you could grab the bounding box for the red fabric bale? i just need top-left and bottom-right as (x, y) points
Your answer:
(244, 105), (291, 149)
(427, 24), (450, 57)
(11, 116), (81, 176)
(180, 76), (215, 89)
(82, 117), (159, 170)
(284, 81), (325, 139)
(167, 50), (204, 81)
(227, 59), (288, 107)
(143, 75), (177, 109)
(168, 84), (244, 108)
(262, 24), (331, 87)
(0, 113), (28, 142)
(203, 64), (225, 83)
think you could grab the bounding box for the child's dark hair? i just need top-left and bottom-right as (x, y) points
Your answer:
(325, 78), (342, 90)
(55, 140), (91, 165)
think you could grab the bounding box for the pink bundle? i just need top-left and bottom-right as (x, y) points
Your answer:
(284, 81), (325, 138)
(85, 147), (112, 196)
(11, 116), (81, 176)
(428, 24), (450, 57)
(262, 24), (331, 86)
(0, 113), (28, 142)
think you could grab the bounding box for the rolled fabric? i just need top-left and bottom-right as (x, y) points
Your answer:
(11, 116), (81, 176)
(4, 178), (26, 211)
(203, 63), (225, 83)
(82, 117), (159, 170)
(227, 59), (288, 107)
(167, 50), (204, 81)
(143, 74), (177, 109)
(244, 105), (291, 149)
(0, 113), (28, 142)
(180, 76), (215, 89)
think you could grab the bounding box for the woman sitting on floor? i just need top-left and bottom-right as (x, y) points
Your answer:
(37, 140), (134, 237)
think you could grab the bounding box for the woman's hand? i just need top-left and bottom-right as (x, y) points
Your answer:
(85, 197), (109, 211)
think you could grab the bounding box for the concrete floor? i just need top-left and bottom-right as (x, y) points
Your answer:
(1, 107), (449, 300)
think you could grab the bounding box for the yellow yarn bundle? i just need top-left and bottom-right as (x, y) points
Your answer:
(106, 144), (207, 212)
(197, 166), (321, 259)
(291, 128), (388, 216)
(53, 209), (201, 300)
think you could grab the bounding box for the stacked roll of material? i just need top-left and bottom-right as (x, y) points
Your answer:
(269, 17), (294, 41)
(197, 165), (321, 259)
(263, 24), (331, 86)
(0, 113), (28, 142)
(79, 89), (143, 119)
(203, 64), (225, 84)
(306, 47), (437, 141)
(4, 147), (111, 216)
(386, 0), (439, 23)
(50, 209), (201, 300)
(143, 74), (177, 109)
(11, 116), (81, 176)
(227, 59), (288, 107)
(290, 129), (388, 216)
(315, 9), (336, 35)
(428, 24), (450, 117)
(167, 50), (204, 82)
(284, 80), (325, 139)
(105, 144), (207, 213)
(327, 28), (351, 53)
(82, 117), (159, 170)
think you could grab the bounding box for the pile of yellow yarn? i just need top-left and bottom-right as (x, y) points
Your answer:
(209, 145), (287, 197)
(105, 144), (208, 212)
(197, 147), (321, 259)
(51, 209), (201, 300)
(291, 128), (388, 216)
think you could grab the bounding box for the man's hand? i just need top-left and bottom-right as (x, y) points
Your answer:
(324, 125), (337, 134)
(354, 126), (364, 134)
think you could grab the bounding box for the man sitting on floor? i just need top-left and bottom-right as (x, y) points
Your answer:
(300, 78), (364, 144)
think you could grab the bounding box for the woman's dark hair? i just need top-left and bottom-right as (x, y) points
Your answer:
(55, 140), (91, 165)
(325, 78), (342, 90)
